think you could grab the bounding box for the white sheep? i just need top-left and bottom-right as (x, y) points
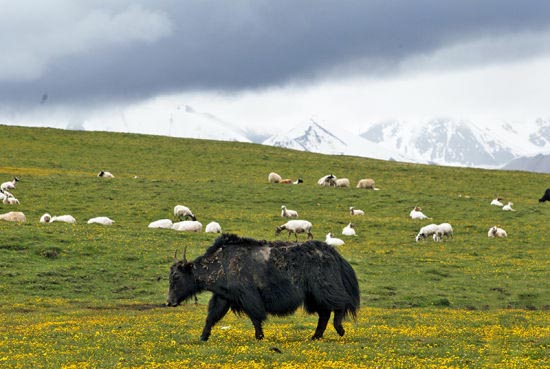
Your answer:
(87, 216), (114, 225)
(268, 172), (282, 183)
(415, 223), (439, 242)
(502, 202), (515, 211)
(335, 178), (350, 188)
(173, 205), (196, 221)
(342, 222), (357, 236)
(148, 219), (173, 229)
(349, 207), (365, 216)
(205, 221), (222, 233)
(356, 178), (379, 190)
(490, 197), (504, 207)
(40, 213), (52, 223)
(318, 174), (337, 187)
(172, 220), (202, 232)
(1, 177), (19, 191)
(410, 206), (430, 220)
(51, 215), (77, 224)
(0, 211), (26, 222)
(488, 225), (507, 238)
(281, 205), (298, 218)
(325, 232), (345, 246)
(275, 220), (313, 241)
(98, 171), (114, 178)
(433, 223), (454, 242)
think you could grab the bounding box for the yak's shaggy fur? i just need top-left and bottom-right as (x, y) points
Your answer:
(167, 233), (360, 341)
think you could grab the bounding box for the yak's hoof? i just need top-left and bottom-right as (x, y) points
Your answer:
(255, 334), (264, 340)
(311, 334), (323, 340)
(336, 327), (345, 337)
(200, 335), (210, 342)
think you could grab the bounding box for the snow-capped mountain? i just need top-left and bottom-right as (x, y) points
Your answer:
(360, 118), (550, 168)
(262, 119), (409, 162)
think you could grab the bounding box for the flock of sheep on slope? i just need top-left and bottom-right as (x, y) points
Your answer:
(4, 168), (549, 243)
(268, 171), (524, 245)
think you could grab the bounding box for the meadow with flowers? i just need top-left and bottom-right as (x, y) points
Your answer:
(1, 125), (550, 368)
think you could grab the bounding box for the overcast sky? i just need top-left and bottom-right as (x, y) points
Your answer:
(2, 0), (550, 134)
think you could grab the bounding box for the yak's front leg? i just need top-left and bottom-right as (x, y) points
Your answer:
(250, 318), (265, 340)
(332, 309), (346, 337)
(200, 294), (230, 341)
(312, 309), (331, 340)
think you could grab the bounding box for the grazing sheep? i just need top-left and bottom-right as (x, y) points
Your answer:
(342, 223), (356, 236)
(50, 215), (77, 224)
(539, 188), (550, 203)
(356, 178), (379, 190)
(410, 206), (430, 220)
(325, 232), (345, 246)
(318, 174), (337, 187)
(0, 211), (26, 222)
(173, 205), (196, 221)
(205, 221), (222, 233)
(490, 197), (504, 206)
(335, 178), (350, 188)
(172, 220), (202, 232)
(488, 225), (507, 238)
(502, 202), (515, 211)
(415, 223), (439, 242)
(275, 220), (313, 241)
(1, 177), (19, 191)
(281, 205), (298, 218)
(148, 219), (173, 229)
(97, 171), (114, 178)
(432, 223), (453, 242)
(349, 207), (365, 216)
(40, 213), (52, 223)
(268, 172), (282, 183)
(87, 216), (114, 225)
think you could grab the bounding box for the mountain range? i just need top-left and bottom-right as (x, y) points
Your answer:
(48, 103), (550, 172)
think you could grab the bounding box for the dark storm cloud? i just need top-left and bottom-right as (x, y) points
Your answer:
(2, 0), (550, 108)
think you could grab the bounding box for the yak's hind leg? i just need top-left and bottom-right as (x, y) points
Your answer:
(333, 309), (346, 337)
(200, 294), (230, 341)
(311, 309), (331, 340)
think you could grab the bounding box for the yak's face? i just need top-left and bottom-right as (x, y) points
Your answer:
(166, 261), (196, 307)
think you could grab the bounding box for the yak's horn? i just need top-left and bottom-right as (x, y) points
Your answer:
(182, 246), (188, 264)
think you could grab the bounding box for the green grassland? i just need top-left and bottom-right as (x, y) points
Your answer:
(2, 124), (550, 368)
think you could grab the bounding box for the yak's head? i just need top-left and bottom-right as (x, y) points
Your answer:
(166, 248), (197, 307)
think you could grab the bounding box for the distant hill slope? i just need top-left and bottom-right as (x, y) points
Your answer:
(502, 154), (550, 173)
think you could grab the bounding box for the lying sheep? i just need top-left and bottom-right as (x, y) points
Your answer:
(172, 220), (202, 232)
(410, 206), (430, 220)
(318, 174), (337, 187)
(275, 220), (313, 241)
(342, 223), (356, 236)
(335, 178), (350, 188)
(488, 225), (507, 238)
(51, 215), (77, 224)
(433, 223), (453, 242)
(148, 219), (174, 229)
(349, 207), (365, 216)
(356, 178), (379, 190)
(205, 221), (222, 233)
(281, 205), (298, 218)
(40, 213), (52, 223)
(280, 178), (303, 184)
(87, 216), (114, 225)
(2, 195), (19, 205)
(1, 177), (19, 191)
(174, 205), (196, 221)
(0, 211), (26, 222)
(415, 223), (439, 242)
(98, 171), (115, 178)
(490, 196), (504, 206)
(268, 172), (282, 183)
(502, 202), (515, 211)
(325, 232), (345, 246)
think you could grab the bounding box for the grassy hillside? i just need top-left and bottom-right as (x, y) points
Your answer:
(2, 125), (550, 367)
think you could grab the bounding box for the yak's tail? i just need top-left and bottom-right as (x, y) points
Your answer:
(339, 256), (360, 320)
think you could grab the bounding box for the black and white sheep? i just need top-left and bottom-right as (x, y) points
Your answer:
(488, 225), (507, 238)
(1, 177), (19, 191)
(317, 174), (337, 187)
(349, 207), (365, 216)
(342, 222), (356, 236)
(97, 171), (115, 178)
(173, 205), (197, 221)
(410, 206), (430, 220)
(415, 223), (439, 242)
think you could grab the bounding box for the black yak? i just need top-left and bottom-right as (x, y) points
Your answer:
(166, 233), (360, 341)
(539, 188), (550, 203)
